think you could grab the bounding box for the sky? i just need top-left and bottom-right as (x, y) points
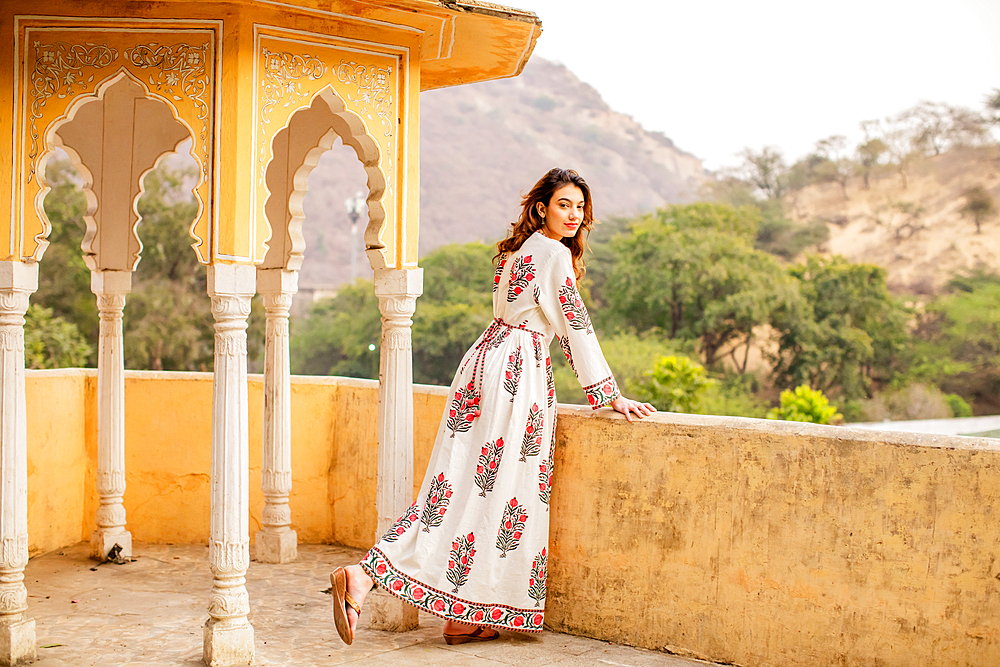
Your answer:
(520, 0), (1000, 171)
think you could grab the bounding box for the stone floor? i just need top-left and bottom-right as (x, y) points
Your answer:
(27, 542), (719, 667)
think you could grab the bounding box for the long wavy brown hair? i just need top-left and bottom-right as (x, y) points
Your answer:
(495, 168), (595, 279)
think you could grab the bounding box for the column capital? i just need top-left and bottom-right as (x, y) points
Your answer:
(0, 262), (38, 293)
(90, 269), (132, 295)
(256, 268), (298, 294)
(208, 264), (256, 298)
(373, 267), (423, 299)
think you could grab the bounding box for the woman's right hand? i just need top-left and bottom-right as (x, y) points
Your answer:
(610, 396), (656, 423)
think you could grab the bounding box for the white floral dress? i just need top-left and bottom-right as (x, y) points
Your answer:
(360, 230), (621, 632)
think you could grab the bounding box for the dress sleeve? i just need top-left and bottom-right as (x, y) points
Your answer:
(538, 248), (621, 409)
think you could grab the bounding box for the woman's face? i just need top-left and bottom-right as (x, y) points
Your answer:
(537, 184), (585, 240)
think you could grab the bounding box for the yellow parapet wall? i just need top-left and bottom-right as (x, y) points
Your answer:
(25, 370), (446, 554)
(25, 370), (1000, 666)
(547, 407), (1000, 667)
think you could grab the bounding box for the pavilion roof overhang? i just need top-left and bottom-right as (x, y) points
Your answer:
(245, 0), (542, 90)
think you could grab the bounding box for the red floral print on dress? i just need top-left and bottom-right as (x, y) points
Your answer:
(531, 332), (543, 368)
(493, 256), (506, 294)
(362, 547), (545, 632)
(545, 356), (555, 407)
(528, 548), (547, 607)
(538, 457), (551, 505)
(420, 473), (453, 532)
(584, 375), (621, 410)
(474, 437), (505, 497)
(558, 336), (576, 377)
(446, 381), (480, 437)
(557, 277), (593, 334)
(496, 497), (527, 558)
(381, 501), (419, 543)
(446, 532), (476, 593)
(520, 403), (544, 462)
(503, 346), (523, 401)
(506, 255), (535, 302)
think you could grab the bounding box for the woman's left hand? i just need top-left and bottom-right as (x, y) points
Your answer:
(609, 396), (656, 423)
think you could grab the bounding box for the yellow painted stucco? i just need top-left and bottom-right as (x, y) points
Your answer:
(25, 370), (92, 556)
(24, 369), (1000, 666)
(0, 0), (538, 268)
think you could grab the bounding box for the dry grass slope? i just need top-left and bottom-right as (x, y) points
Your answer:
(787, 147), (1000, 294)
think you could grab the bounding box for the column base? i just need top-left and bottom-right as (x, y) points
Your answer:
(367, 588), (418, 632)
(0, 616), (36, 667)
(203, 619), (254, 667)
(90, 530), (132, 562)
(253, 529), (297, 564)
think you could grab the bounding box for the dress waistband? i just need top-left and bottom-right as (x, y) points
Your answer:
(461, 319), (547, 406)
(492, 318), (544, 337)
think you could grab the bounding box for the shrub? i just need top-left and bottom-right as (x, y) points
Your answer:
(767, 384), (842, 424)
(633, 355), (715, 413)
(24, 305), (92, 369)
(945, 393), (973, 418)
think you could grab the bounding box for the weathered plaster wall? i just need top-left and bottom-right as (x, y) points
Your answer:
(25, 370), (1000, 666)
(25, 369), (92, 556)
(546, 407), (1000, 667)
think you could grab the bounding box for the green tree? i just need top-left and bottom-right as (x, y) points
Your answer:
(24, 305), (92, 369)
(551, 331), (692, 406)
(912, 272), (1000, 413)
(412, 243), (496, 385)
(35, 157), (263, 371)
(813, 135), (853, 199)
(766, 385), (842, 424)
(856, 137), (887, 190)
(770, 255), (910, 400)
(290, 242), (498, 383)
(632, 355), (715, 413)
(605, 203), (798, 370)
(36, 158), (98, 362)
(960, 185), (996, 234)
(738, 146), (787, 200)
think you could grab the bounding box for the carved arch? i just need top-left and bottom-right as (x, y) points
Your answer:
(260, 85), (386, 271)
(38, 69), (198, 271)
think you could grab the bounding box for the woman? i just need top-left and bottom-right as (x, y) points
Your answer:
(331, 168), (654, 645)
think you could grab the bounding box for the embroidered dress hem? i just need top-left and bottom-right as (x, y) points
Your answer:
(361, 547), (545, 633)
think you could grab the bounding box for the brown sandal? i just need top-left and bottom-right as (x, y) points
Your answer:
(443, 626), (501, 645)
(330, 567), (362, 645)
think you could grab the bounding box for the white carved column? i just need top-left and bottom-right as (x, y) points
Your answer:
(0, 261), (37, 666)
(203, 265), (255, 667)
(90, 270), (132, 562)
(254, 269), (297, 564)
(368, 267), (422, 632)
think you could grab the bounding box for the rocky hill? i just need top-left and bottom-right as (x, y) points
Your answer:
(787, 147), (1000, 294)
(298, 58), (706, 288)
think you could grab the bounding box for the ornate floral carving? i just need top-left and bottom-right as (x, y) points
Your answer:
(0, 291), (32, 316)
(28, 41), (119, 183)
(0, 536), (28, 570)
(96, 470), (126, 492)
(210, 294), (252, 319)
(385, 328), (411, 351)
(209, 539), (250, 576)
(0, 586), (27, 614)
(208, 588), (250, 619)
(125, 42), (212, 176)
(95, 504), (126, 529)
(215, 332), (248, 356)
(261, 503), (291, 527)
(262, 292), (294, 314)
(258, 48), (326, 183)
(0, 330), (24, 352)
(262, 470), (292, 495)
(335, 60), (393, 138)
